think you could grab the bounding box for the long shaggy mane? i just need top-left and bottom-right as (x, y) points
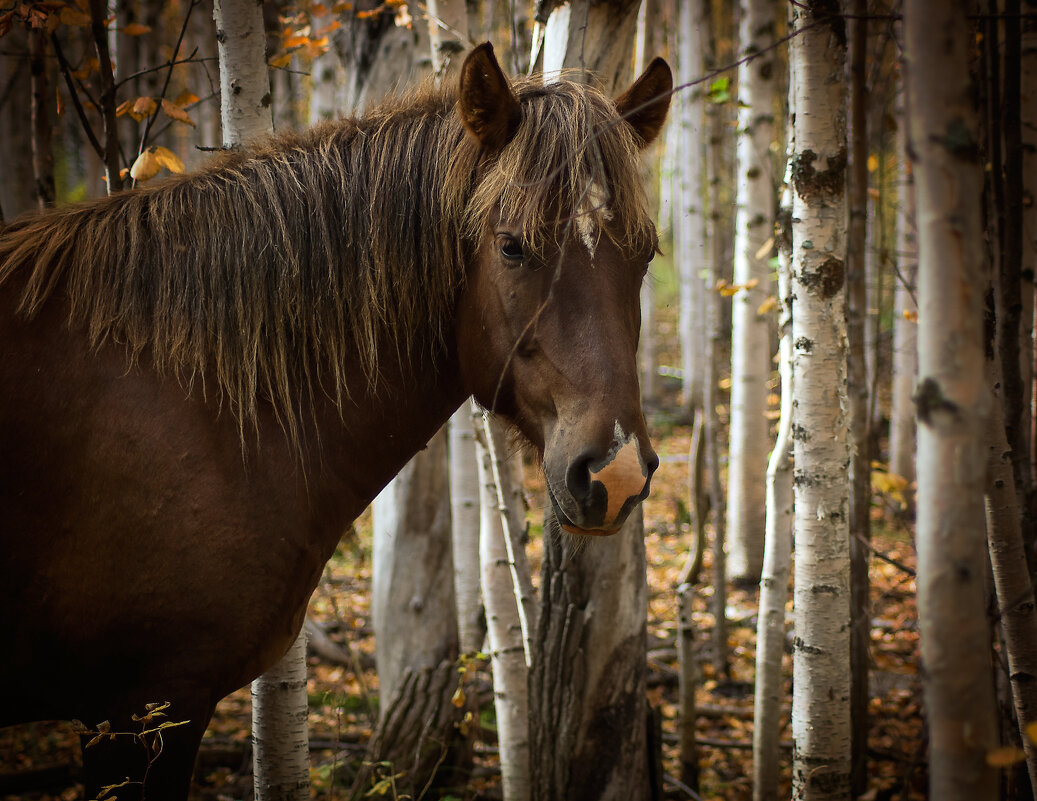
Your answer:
(0, 69), (654, 449)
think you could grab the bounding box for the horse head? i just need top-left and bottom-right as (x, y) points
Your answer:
(454, 44), (671, 536)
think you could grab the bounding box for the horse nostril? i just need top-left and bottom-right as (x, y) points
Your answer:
(565, 452), (594, 501)
(644, 450), (660, 481)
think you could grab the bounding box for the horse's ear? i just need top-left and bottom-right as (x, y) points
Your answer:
(615, 57), (673, 149)
(458, 43), (521, 153)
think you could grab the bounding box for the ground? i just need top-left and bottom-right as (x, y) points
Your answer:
(0, 405), (928, 800)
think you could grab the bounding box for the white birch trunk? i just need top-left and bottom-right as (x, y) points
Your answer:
(788, 4), (851, 798)
(675, 0), (708, 413)
(727, 0), (778, 584)
(308, 5), (340, 124)
(251, 633), (310, 800)
(476, 411), (531, 801)
(213, 5), (310, 797)
(753, 165), (794, 801)
(904, 2), (998, 798)
(531, 7), (651, 798)
(888, 107), (917, 485)
(214, 0), (271, 147)
(985, 351), (1037, 791)
(371, 430), (457, 710)
(450, 405), (485, 655)
(427, 0), (470, 80)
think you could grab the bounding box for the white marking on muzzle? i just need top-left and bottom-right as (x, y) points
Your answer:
(588, 422), (647, 528)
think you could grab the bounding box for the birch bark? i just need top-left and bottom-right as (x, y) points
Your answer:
(450, 405), (485, 655)
(904, 1), (998, 798)
(752, 159), (794, 801)
(212, 4), (310, 798)
(727, 0), (777, 584)
(787, 3), (851, 798)
(529, 5), (652, 798)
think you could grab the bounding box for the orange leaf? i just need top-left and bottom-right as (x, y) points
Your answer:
(129, 95), (157, 121)
(58, 6), (90, 26)
(72, 56), (98, 80)
(313, 19), (341, 36)
(269, 51), (292, 68)
(173, 90), (199, 107)
(283, 33), (309, 48)
(756, 295), (778, 316)
(310, 2), (328, 14)
(121, 22), (151, 36)
(331, 1), (353, 11)
(987, 746), (1025, 768)
(152, 146), (185, 174)
(161, 98), (195, 127)
(115, 99), (133, 117)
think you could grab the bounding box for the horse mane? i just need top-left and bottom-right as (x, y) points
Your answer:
(0, 70), (654, 452)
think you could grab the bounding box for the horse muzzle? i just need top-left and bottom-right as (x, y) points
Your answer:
(545, 422), (659, 536)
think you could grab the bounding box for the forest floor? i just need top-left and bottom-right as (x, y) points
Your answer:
(0, 405), (929, 801)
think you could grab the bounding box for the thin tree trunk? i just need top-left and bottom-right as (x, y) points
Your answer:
(251, 633), (310, 800)
(752, 158), (794, 801)
(28, 28), (55, 209)
(450, 405), (486, 655)
(904, 1), (998, 798)
(476, 410), (531, 801)
(986, 347), (1037, 791)
(427, 0), (470, 79)
(788, 3), (851, 798)
(90, 0), (123, 192)
(888, 83), (918, 489)
(214, 0), (272, 148)
(845, 4), (870, 794)
(212, 5), (308, 797)
(727, 0), (777, 585)
(0, 28), (36, 218)
(1021, 13), (1037, 493)
(703, 3), (729, 679)
(675, 0), (708, 416)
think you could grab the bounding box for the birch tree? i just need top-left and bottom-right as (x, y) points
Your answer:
(904, 1), (998, 798)
(727, 0), (777, 585)
(675, 0), (708, 416)
(753, 156), (794, 801)
(888, 83), (918, 487)
(449, 405), (485, 655)
(212, 2), (310, 797)
(787, 2), (851, 798)
(529, 5), (653, 799)
(476, 407), (532, 801)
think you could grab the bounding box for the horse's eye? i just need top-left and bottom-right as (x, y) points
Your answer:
(497, 235), (524, 262)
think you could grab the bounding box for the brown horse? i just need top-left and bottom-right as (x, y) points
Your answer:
(0, 44), (670, 798)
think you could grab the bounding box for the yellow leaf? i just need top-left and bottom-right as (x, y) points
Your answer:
(451, 686), (465, 708)
(754, 236), (774, 261)
(129, 95), (156, 122)
(152, 146), (185, 174)
(718, 377), (732, 390)
(269, 51), (292, 68)
(173, 90), (199, 107)
(903, 309), (918, 323)
(744, 277), (759, 291)
(867, 153), (879, 173)
(757, 295), (778, 316)
(130, 149), (161, 182)
(1026, 720), (1037, 744)
(121, 22), (151, 36)
(161, 98), (195, 127)
(987, 746), (1025, 767)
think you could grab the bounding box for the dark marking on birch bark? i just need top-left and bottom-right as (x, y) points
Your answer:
(795, 336), (813, 353)
(792, 423), (810, 442)
(793, 637), (825, 655)
(791, 147), (847, 202)
(800, 257), (845, 299)
(914, 377), (961, 424)
(937, 117), (981, 163)
(810, 584), (840, 595)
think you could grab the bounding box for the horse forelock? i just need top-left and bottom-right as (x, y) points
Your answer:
(0, 72), (653, 455)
